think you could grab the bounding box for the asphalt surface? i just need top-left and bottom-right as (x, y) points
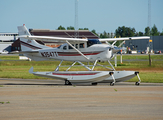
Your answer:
(0, 78), (163, 120)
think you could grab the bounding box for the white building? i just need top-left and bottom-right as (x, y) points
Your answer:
(0, 33), (18, 53)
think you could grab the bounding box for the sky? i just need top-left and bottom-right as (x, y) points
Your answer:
(0, 0), (163, 33)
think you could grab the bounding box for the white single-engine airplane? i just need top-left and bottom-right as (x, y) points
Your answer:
(17, 25), (149, 86)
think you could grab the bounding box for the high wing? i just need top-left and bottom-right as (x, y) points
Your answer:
(20, 35), (150, 43)
(99, 36), (150, 42)
(19, 35), (88, 43)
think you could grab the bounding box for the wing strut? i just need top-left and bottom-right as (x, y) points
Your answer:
(54, 60), (63, 71)
(66, 61), (77, 71)
(118, 40), (125, 47)
(112, 41), (117, 46)
(66, 40), (89, 61)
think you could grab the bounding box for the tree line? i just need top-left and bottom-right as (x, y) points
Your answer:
(57, 24), (163, 38)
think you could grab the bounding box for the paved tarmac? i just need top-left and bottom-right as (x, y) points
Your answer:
(0, 78), (163, 120)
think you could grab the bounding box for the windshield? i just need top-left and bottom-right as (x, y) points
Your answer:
(87, 39), (101, 47)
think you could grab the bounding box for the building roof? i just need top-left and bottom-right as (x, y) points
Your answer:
(30, 29), (99, 39)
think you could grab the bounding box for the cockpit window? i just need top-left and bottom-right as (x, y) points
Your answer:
(87, 39), (101, 47)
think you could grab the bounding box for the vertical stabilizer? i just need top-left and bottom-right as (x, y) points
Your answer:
(18, 24), (49, 51)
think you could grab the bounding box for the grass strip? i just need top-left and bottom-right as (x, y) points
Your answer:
(0, 55), (163, 83)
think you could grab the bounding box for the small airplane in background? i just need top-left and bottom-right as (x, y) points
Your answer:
(17, 25), (149, 86)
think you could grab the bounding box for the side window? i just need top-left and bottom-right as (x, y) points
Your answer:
(69, 44), (74, 49)
(63, 45), (67, 50)
(79, 43), (85, 48)
(75, 44), (78, 49)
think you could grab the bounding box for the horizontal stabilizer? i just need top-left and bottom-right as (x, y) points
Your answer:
(10, 50), (39, 54)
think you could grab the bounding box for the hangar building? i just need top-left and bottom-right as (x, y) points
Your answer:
(124, 36), (163, 53)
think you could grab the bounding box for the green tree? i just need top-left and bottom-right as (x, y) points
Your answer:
(151, 24), (159, 36)
(126, 27), (136, 37)
(138, 31), (144, 36)
(103, 31), (108, 38)
(79, 28), (89, 30)
(99, 31), (109, 38)
(145, 26), (150, 36)
(91, 29), (99, 36)
(115, 26), (135, 37)
(57, 25), (66, 30)
(160, 30), (163, 36)
(134, 32), (139, 36)
(67, 26), (75, 30)
(100, 33), (103, 38)
(84, 28), (89, 30)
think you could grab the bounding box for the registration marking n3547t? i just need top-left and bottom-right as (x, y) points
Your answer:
(41, 52), (58, 57)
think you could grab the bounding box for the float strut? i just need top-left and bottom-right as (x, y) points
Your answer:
(66, 61), (77, 71)
(135, 72), (141, 86)
(55, 60), (63, 71)
(109, 72), (115, 86)
(91, 60), (98, 71)
(108, 60), (116, 71)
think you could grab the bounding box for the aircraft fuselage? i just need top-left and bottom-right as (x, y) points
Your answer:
(26, 44), (113, 62)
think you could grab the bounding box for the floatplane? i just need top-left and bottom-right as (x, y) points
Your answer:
(17, 25), (149, 86)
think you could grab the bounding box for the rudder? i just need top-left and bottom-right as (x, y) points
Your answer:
(17, 24), (49, 51)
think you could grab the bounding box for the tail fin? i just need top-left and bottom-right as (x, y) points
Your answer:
(18, 24), (49, 51)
